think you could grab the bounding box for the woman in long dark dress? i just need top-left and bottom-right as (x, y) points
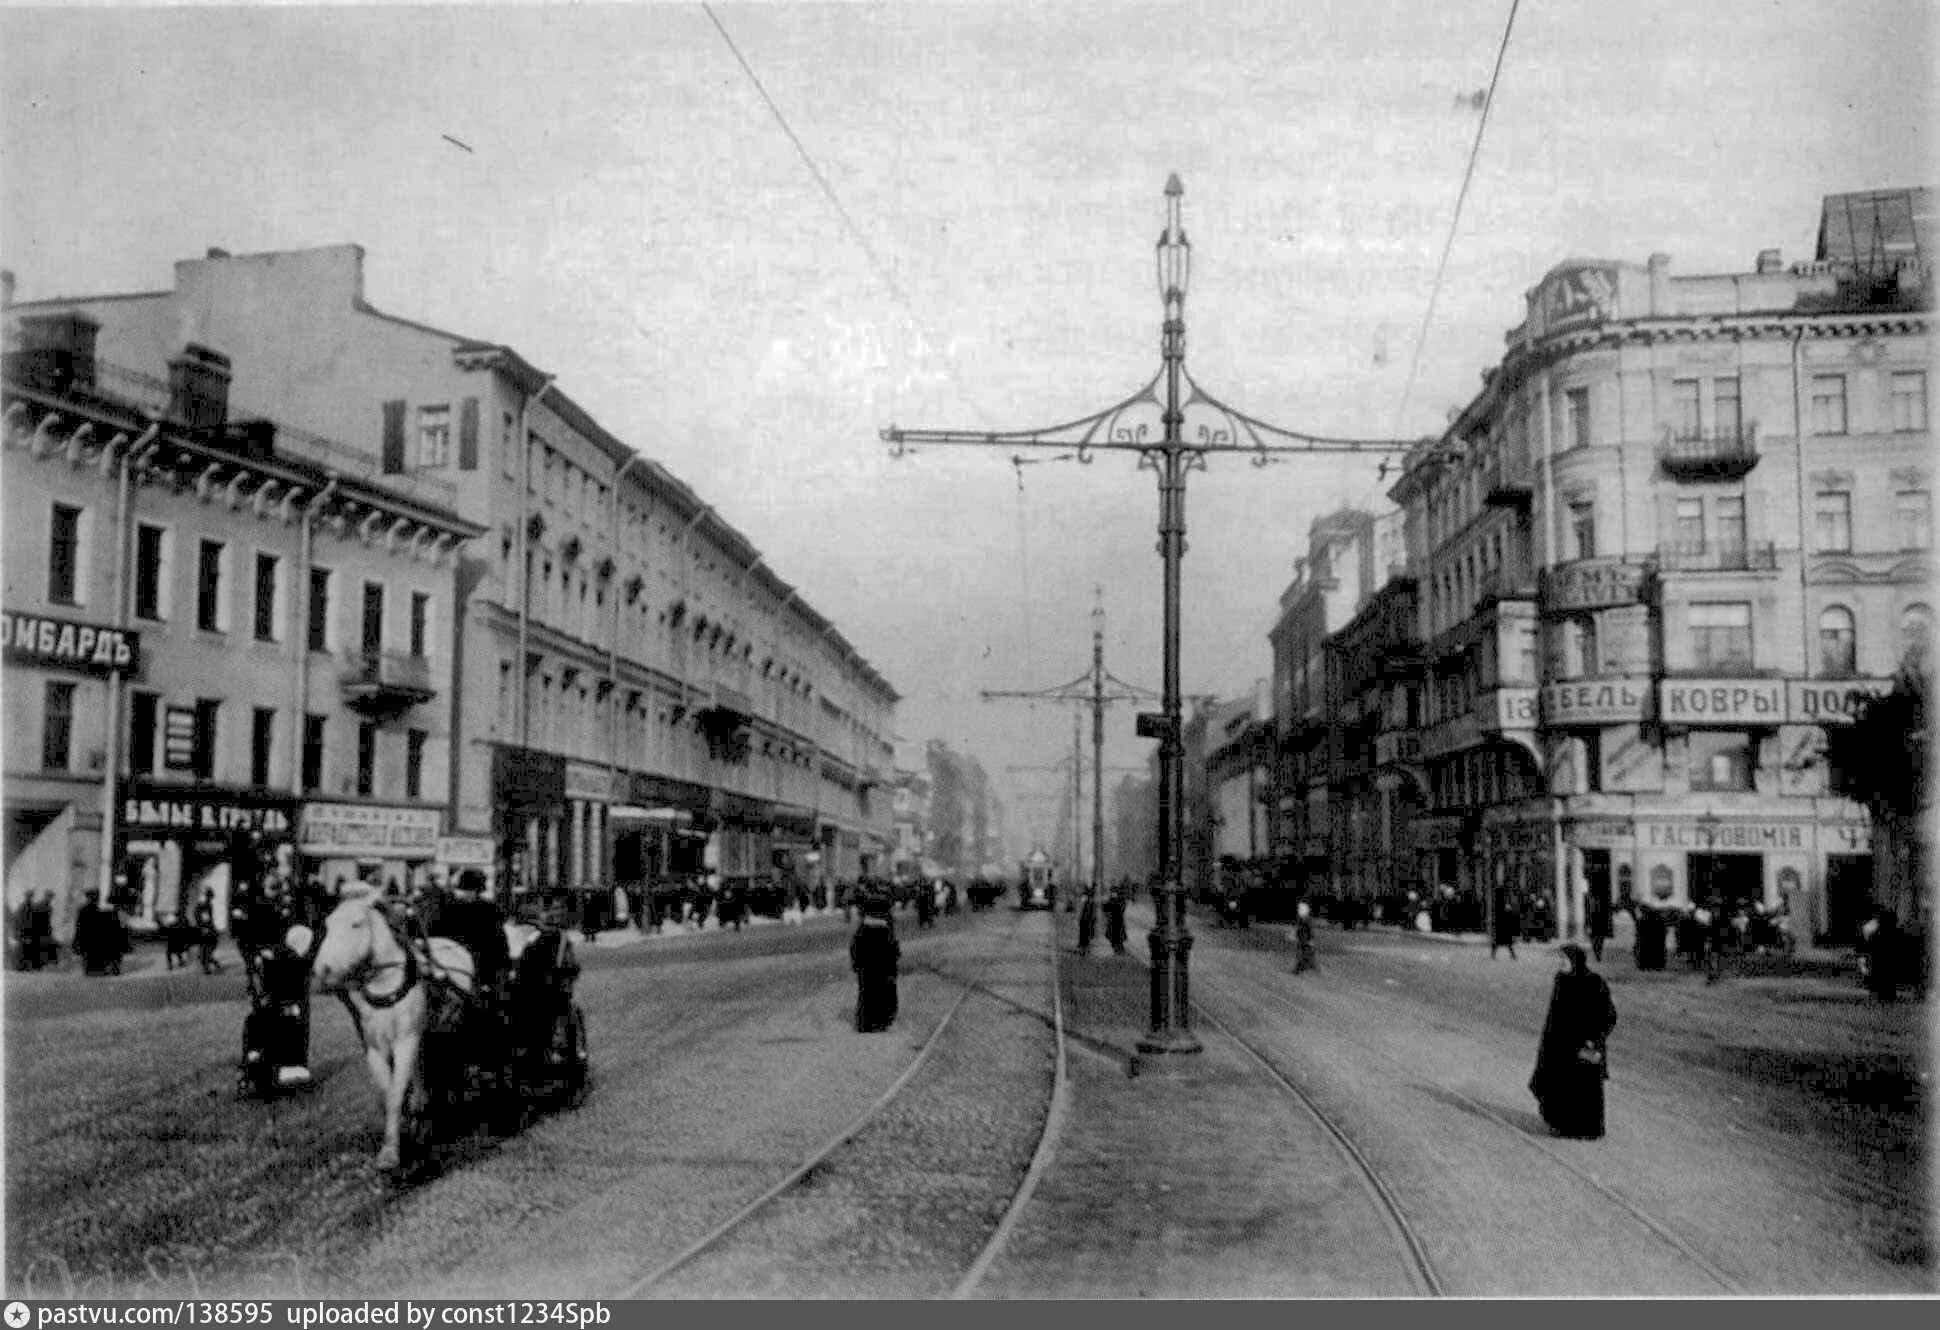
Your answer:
(1529, 944), (1618, 1138)
(850, 898), (901, 1033)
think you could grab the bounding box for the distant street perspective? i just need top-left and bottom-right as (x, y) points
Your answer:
(3, 0), (1935, 1303)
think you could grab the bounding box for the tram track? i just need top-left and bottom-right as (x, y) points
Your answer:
(1196, 955), (1749, 1295)
(611, 907), (1068, 1298)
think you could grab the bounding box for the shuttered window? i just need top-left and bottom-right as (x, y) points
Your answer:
(458, 396), (480, 470)
(381, 399), (406, 474)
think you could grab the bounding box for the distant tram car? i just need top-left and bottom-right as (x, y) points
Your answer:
(1018, 848), (1056, 911)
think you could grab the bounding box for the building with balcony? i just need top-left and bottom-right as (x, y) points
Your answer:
(1383, 188), (1933, 944)
(7, 245), (899, 905)
(3, 299), (479, 940)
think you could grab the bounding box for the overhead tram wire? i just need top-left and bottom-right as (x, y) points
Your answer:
(1362, 0), (1523, 510)
(699, 2), (990, 429)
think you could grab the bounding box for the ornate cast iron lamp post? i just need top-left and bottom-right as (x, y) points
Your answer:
(884, 176), (1414, 1054)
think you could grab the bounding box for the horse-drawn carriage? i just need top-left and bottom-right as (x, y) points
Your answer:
(312, 886), (589, 1174)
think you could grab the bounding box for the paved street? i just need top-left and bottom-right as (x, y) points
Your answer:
(6, 904), (1926, 1298)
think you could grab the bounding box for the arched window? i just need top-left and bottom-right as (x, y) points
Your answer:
(1818, 605), (1857, 677)
(1902, 603), (1933, 664)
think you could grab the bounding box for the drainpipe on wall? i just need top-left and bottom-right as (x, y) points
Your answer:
(1537, 375), (1570, 940)
(608, 452), (648, 880)
(97, 423), (159, 903)
(290, 476), (341, 796)
(1791, 324), (1818, 934)
(514, 374), (557, 749)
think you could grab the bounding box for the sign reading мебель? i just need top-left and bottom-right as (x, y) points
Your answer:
(2, 609), (142, 675)
(1661, 678), (1897, 726)
(301, 803), (441, 859)
(1542, 678), (1649, 726)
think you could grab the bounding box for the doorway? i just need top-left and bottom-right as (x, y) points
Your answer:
(1688, 853), (1762, 909)
(1824, 854), (1873, 944)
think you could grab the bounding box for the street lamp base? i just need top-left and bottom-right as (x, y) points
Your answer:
(1135, 1027), (1204, 1056)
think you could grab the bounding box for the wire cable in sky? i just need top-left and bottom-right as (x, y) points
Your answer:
(1387, 0), (1523, 445)
(700, 3), (990, 426)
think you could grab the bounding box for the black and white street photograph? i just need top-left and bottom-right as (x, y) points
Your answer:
(1, 0), (1932, 1301)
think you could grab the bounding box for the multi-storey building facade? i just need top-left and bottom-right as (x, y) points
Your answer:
(9, 246), (898, 903)
(1267, 507), (1402, 890)
(1380, 189), (1932, 943)
(3, 303), (479, 938)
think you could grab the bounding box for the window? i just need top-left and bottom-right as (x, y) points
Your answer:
(382, 400), (406, 474)
(1895, 490), (1932, 551)
(192, 698), (220, 780)
(356, 722), (377, 797)
(458, 397), (479, 471)
(1714, 377), (1742, 438)
(1581, 732), (1603, 794)
(134, 523), (168, 620)
(361, 582), (384, 655)
(302, 714), (326, 792)
(129, 691), (159, 775)
(1891, 371), (1927, 433)
(1818, 606), (1857, 677)
(409, 592), (431, 658)
(195, 539), (226, 632)
(250, 706), (276, 786)
(1568, 617), (1600, 678)
(1674, 498), (1705, 548)
(1569, 501), (1596, 559)
(253, 552), (282, 642)
(543, 447), (557, 504)
(1689, 731), (1755, 792)
(501, 412), (517, 478)
(1671, 379), (1701, 438)
(42, 681), (76, 770)
(1565, 387), (1591, 450)
(48, 503), (82, 605)
(1902, 604), (1933, 664)
(498, 659), (513, 728)
(1690, 602), (1754, 672)
(1810, 375), (1848, 435)
(1813, 490), (1853, 553)
(1715, 495), (1746, 554)
(416, 404), (451, 468)
(405, 729), (427, 799)
(308, 567), (333, 651)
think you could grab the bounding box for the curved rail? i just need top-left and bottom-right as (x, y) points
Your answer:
(950, 912), (1070, 1298)
(1188, 1002), (1444, 1297)
(1202, 958), (1748, 1296)
(613, 911), (1037, 1297)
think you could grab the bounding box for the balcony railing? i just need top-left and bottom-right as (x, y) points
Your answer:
(1481, 455), (1534, 508)
(1475, 567), (1537, 603)
(339, 650), (436, 715)
(1657, 424), (1760, 480)
(1654, 540), (1779, 572)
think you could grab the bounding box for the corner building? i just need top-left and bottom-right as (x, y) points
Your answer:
(1387, 190), (1932, 944)
(11, 246), (899, 903)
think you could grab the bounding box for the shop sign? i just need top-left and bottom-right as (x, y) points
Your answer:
(1421, 714), (1481, 759)
(436, 836), (495, 867)
(301, 803), (441, 858)
(565, 760), (610, 802)
(1567, 819), (1636, 848)
(1478, 688), (1538, 731)
(163, 707), (198, 771)
(1373, 731), (1422, 766)
(493, 746), (566, 812)
(1659, 679), (1784, 725)
(1533, 261), (1621, 334)
(1643, 821), (1807, 851)
(123, 791), (293, 838)
(1824, 822), (1872, 854)
(1541, 561), (1648, 613)
(1484, 820), (1551, 850)
(1786, 678), (1894, 725)
(2, 610), (142, 676)
(1541, 678), (1649, 726)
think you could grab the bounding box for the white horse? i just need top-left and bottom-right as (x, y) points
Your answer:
(313, 887), (525, 1171)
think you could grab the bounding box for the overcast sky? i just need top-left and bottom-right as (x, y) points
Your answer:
(3, 0), (1931, 856)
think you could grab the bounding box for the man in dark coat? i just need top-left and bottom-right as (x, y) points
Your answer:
(1491, 893), (1520, 959)
(1104, 886), (1129, 955)
(193, 888), (222, 974)
(1075, 889), (1097, 955)
(423, 869), (510, 1000)
(1585, 895), (1613, 963)
(73, 891), (128, 976)
(850, 894), (900, 1032)
(1529, 944), (1618, 1139)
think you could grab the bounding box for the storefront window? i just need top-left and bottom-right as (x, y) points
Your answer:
(1689, 731), (1755, 791)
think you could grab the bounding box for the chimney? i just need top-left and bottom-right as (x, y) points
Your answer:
(1647, 252), (1672, 314)
(168, 342), (232, 430)
(1, 269), (14, 310)
(1755, 248), (1784, 275)
(206, 247), (230, 260)
(14, 309), (101, 393)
